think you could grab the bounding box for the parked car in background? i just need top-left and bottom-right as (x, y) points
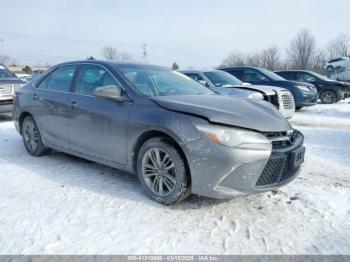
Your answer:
(325, 57), (350, 71)
(219, 66), (318, 109)
(13, 61), (305, 204)
(275, 70), (350, 104)
(16, 73), (32, 82)
(181, 69), (295, 118)
(324, 57), (350, 83)
(0, 64), (25, 114)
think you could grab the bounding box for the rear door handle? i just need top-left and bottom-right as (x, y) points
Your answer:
(33, 94), (39, 100)
(70, 101), (77, 109)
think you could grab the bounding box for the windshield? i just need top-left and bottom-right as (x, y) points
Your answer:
(204, 71), (242, 87)
(0, 65), (16, 78)
(117, 65), (214, 96)
(259, 68), (285, 81)
(309, 71), (330, 81)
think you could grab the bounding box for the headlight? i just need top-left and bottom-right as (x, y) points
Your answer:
(195, 124), (271, 149)
(248, 92), (264, 100)
(296, 85), (311, 92)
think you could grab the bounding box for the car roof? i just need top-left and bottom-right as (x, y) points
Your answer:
(55, 60), (169, 71)
(181, 69), (223, 74)
(275, 70), (313, 73)
(217, 66), (263, 70)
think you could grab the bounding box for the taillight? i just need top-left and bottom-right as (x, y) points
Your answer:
(13, 94), (16, 102)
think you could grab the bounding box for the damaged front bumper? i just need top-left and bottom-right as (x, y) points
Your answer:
(183, 129), (304, 199)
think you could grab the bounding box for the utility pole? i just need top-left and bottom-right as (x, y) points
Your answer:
(0, 37), (4, 50)
(142, 44), (148, 64)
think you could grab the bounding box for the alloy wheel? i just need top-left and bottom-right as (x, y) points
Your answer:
(320, 91), (336, 104)
(141, 148), (176, 196)
(23, 121), (39, 153)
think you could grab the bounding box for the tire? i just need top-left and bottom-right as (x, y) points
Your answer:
(295, 107), (303, 110)
(327, 66), (334, 73)
(319, 90), (337, 104)
(136, 137), (190, 205)
(22, 116), (51, 156)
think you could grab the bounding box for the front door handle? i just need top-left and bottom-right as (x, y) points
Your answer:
(70, 101), (77, 109)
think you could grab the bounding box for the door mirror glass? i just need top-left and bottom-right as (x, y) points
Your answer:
(94, 85), (127, 101)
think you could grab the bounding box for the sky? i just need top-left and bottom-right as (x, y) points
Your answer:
(0, 0), (349, 69)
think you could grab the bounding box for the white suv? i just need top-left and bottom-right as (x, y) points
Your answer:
(325, 57), (350, 81)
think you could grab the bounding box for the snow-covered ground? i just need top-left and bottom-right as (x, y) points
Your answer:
(0, 100), (349, 255)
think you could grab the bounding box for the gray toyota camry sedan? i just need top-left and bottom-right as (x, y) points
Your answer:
(13, 61), (305, 204)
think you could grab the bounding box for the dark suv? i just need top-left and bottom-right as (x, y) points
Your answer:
(219, 67), (318, 109)
(0, 64), (25, 113)
(275, 70), (350, 104)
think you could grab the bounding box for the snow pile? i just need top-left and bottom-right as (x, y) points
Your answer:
(0, 100), (349, 254)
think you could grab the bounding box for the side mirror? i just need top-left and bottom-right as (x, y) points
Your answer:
(94, 85), (129, 102)
(259, 76), (269, 82)
(198, 80), (208, 87)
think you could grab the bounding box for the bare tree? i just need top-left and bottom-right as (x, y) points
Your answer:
(101, 46), (117, 61)
(260, 46), (281, 70)
(220, 51), (245, 67)
(312, 50), (327, 73)
(287, 29), (316, 69)
(327, 34), (349, 59)
(118, 52), (133, 62)
(0, 54), (14, 66)
(245, 53), (261, 67)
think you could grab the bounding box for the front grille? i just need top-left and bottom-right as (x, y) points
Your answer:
(256, 153), (300, 187)
(0, 84), (13, 95)
(281, 91), (295, 110)
(263, 130), (297, 149)
(0, 99), (12, 105)
(256, 131), (303, 187)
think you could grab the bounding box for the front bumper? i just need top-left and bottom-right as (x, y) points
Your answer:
(296, 92), (318, 107)
(184, 130), (304, 199)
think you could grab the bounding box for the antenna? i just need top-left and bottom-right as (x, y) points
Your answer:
(142, 44), (148, 64)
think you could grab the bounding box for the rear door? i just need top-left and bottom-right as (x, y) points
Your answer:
(34, 65), (77, 149)
(68, 64), (130, 164)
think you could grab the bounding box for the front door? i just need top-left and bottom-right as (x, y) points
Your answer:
(68, 64), (131, 165)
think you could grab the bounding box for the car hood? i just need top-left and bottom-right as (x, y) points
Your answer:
(216, 84), (286, 95)
(327, 80), (349, 86)
(249, 85), (287, 95)
(272, 80), (317, 92)
(152, 95), (291, 132)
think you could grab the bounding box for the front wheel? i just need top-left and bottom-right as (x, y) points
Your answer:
(319, 90), (337, 104)
(137, 137), (190, 205)
(22, 116), (50, 156)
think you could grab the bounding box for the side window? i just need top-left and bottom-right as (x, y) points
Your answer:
(278, 72), (294, 80)
(185, 73), (204, 82)
(76, 65), (120, 96)
(37, 66), (76, 92)
(226, 70), (242, 80)
(242, 70), (268, 82)
(297, 72), (316, 82)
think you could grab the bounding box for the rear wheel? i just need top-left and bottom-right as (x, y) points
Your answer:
(137, 137), (190, 205)
(327, 66), (334, 73)
(22, 116), (50, 156)
(319, 90), (337, 104)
